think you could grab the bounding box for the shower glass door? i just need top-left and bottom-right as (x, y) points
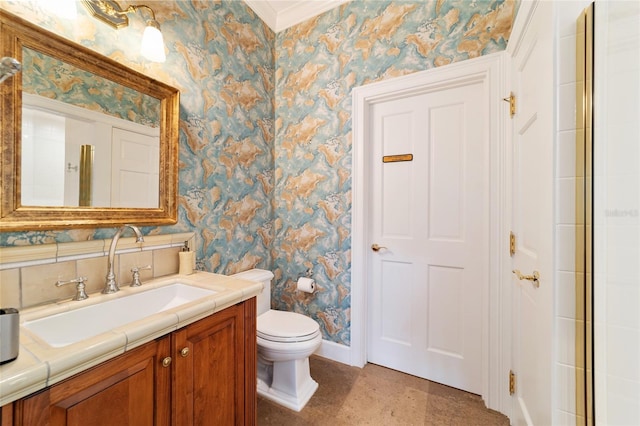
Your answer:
(592, 1), (640, 424)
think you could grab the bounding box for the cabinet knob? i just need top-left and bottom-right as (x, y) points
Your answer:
(162, 356), (172, 367)
(180, 347), (190, 357)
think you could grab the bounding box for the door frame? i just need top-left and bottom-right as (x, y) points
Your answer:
(351, 52), (509, 410)
(501, 0), (542, 419)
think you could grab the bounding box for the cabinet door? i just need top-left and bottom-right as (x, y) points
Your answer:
(13, 337), (171, 426)
(172, 304), (245, 426)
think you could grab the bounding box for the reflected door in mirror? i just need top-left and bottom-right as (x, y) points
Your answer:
(21, 95), (160, 208)
(1, 9), (179, 231)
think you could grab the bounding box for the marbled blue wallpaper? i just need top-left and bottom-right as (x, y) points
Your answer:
(272, 0), (515, 345)
(23, 48), (160, 127)
(0, 0), (275, 276)
(1, 0), (516, 346)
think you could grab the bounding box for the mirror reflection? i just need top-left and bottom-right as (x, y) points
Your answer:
(1, 9), (179, 231)
(21, 46), (161, 208)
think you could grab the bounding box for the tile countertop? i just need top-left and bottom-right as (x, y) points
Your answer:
(0, 272), (262, 407)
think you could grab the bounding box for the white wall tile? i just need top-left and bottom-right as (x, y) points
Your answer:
(556, 225), (584, 272)
(606, 325), (640, 382)
(556, 177), (585, 225)
(554, 1), (592, 422)
(556, 409), (583, 426)
(606, 282), (640, 328)
(556, 1), (589, 38)
(556, 363), (586, 416)
(559, 34), (578, 85)
(605, 375), (640, 425)
(556, 270), (584, 320)
(557, 316), (584, 367)
(557, 129), (584, 178)
(558, 82), (578, 132)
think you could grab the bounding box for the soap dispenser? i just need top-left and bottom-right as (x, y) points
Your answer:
(178, 241), (194, 275)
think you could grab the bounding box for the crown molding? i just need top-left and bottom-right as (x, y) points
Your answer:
(243, 0), (278, 31)
(244, 0), (350, 33)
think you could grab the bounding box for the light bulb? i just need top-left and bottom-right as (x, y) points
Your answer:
(140, 21), (166, 63)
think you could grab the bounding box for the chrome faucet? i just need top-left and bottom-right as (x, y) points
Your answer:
(103, 224), (144, 294)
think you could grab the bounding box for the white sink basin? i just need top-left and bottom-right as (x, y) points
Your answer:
(23, 284), (216, 348)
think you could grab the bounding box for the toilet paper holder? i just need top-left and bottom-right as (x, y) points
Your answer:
(296, 276), (316, 294)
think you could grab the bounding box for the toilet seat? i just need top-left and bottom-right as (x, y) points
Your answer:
(258, 310), (320, 343)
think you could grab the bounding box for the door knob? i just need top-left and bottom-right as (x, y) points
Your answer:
(371, 244), (387, 252)
(512, 269), (540, 288)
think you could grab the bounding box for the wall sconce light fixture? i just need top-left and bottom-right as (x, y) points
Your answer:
(81, 0), (166, 62)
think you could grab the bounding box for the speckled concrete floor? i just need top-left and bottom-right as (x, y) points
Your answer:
(257, 356), (510, 425)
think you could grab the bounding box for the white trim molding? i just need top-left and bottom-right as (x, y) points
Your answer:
(506, 0), (538, 58)
(500, 0), (538, 418)
(22, 93), (159, 137)
(350, 52), (508, 411)
(314, 339), (352, 365)
(243, 0), (350, 33)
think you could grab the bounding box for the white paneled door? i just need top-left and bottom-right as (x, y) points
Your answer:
(367, 80), (488, 394)
(111, 128), (160, 208)
(508, 1), (554, 424)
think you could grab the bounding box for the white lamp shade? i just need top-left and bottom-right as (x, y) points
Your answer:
(141, 24), (166, 63)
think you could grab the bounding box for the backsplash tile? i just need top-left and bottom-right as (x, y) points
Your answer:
(21, 261), (78, 307)
(0, 233), (194, 309)
(118, 251), (153, 287)
(57, 240), (106, 260)
(0, 244), (58, 267)
(76, 256), (109, 295)
(153, 247), (181, 278)
(0, 269), (20, 308)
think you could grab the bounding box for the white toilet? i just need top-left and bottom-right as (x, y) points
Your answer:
(231, 269), (322, 412)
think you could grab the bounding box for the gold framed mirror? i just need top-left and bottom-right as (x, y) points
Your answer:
(0, 10), (179, 231)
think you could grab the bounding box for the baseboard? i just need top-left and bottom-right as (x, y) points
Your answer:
(313, 339), (353, 366)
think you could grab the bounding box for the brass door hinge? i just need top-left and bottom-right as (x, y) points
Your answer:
(503, 92), (516, 118)
(509, 370), (516, 395)
(510, 231), (516, 257)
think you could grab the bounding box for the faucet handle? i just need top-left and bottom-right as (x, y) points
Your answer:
(56, 276), (89, 301)
(130, 265), (151, 287)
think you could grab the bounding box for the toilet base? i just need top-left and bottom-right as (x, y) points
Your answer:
(257, 357), (319, 412)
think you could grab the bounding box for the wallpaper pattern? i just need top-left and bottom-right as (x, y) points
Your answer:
(1, 0), (516, 346)
(22, 48), (160, 127)
(272, 0), (515, 345)
(0, 1), (275, 276)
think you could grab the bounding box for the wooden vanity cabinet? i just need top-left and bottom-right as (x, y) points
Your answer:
(11, 337), (172, 426)
(5, 298), (257, 426)
(173, 299), (256, 426)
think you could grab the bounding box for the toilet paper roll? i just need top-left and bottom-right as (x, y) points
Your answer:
(296, 277), (316, 293)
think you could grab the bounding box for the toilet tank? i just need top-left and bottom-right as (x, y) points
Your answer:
(230, 269), (274, 315)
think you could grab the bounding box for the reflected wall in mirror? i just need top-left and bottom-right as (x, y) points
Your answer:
(0, 10), (180, 231)
(22, 47), (161, 127)
(22, 92), (160, 209)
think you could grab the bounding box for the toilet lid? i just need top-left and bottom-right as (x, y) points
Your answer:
(257, 310), (320, 341)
